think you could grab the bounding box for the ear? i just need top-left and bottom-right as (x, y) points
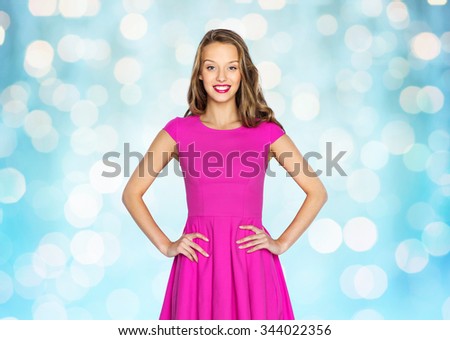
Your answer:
(199, 74), (203, 81)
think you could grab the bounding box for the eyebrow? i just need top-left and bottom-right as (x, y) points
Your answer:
(203, 59), (239, 63)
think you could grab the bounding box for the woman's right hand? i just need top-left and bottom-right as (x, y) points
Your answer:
(165, 233), (210, 262)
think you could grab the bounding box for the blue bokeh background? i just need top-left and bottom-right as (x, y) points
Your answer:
(0, 0), (449, 320)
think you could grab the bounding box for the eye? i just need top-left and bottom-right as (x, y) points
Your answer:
(229, 66), (238, 71)
(206, 65), (215, 70)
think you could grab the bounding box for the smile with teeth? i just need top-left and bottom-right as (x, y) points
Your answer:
(213, 85), (231, 93)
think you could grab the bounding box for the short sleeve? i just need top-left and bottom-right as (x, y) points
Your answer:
(162, 117), (179, 142)
(269, 121), (286, 144)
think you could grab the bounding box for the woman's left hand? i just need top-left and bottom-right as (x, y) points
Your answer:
(236, 225), (286, 255)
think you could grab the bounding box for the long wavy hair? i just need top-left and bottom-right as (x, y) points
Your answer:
(183, 28), (285, 132)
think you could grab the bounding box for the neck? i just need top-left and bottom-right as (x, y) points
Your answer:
(203, 100), (240, 124)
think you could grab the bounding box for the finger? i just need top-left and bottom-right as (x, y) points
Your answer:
(186, 239), (210, 257)
(240, 225), (265, 234)
(194, 233), (209, 242)
(239, 237), (266, 249)
(247, 244), (264, 253)
(182, 244), (198, 262)
(179, 248), (194, 262)
(239, 225), (254, 229)
(236, 234), (260, 244)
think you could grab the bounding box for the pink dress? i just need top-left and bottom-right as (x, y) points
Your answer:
(159, 114), (295, 320)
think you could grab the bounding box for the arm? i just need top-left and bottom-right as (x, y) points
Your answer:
(121, 129), (177, 256)
(269, 134), (328, 254)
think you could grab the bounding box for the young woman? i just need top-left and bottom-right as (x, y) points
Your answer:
(122, 29), (328, 320)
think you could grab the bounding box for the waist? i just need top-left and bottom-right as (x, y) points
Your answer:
(186, 214), (263, 226)
(185, 181), (263, 218)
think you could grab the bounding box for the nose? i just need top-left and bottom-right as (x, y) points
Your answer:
(216, 68), (226, 82)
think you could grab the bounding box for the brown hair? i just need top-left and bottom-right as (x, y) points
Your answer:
(183, 28), (284, 132)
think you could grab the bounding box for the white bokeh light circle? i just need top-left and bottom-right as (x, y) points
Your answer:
(416, 86), (444, 113)
(175, 42), (196, 65)
(64, 184), (103, 228)
(94, 124), (118, 154)
(86, 85), (108, 106)
(32, 244), (67, 279)
(123, 0), (152, 13)
(97, 232), (121, 266)
(31, 126), (59, 153)
(411, 32), (441, 61)
(257, 61), (281, 90)
(395, 239), (429, 273)
(0, 271), (14, 303)
(340, 265), (361, 299)
(33, 297), (68, 320)
(351, 71), (372, 93)
(29, 0), (57, 16)
(399, 86), (421, 114)
(386, 1), (409, 28)
(114, 57), (142, 85)
(0, 11), (10, 30)
(0, 123), (17, 158)
(70, 100), (98, 127)
(443, 297), (450, 320)
(25, 40), (54, 72)
(0, 167), (26, 203)
(421, 221), (450, 256)
(241, 13), (267, 40)
(426, 150), (450, 186)
(265, 91), (285, 117)
(120, 84), (142, 105)
(403, 143), (431, 172)
(347, 169), (380, 203)
(258, 0), (285, 10)
(308, 218), (342, 254)
(70, 230), (105, 265)
(57, 34), (84, 62)
(23, 110), (52, 139)
(120, 13), (148, 40)
(0, 27), (4, 46)
(389, 57), (410, 79)
(52, 83), (81, 112)
(14, 253), (44, 291)
(381, 120), (415, 155)
(351, 51), (372, 71)
(70, 127), (97, 155)
(292, 92), (320, 121)
(316, 14), (338, 36)
(271, 32), (292, 53)
(55, 269), (89, 302)
(0, 231), (13, 265)
(343, 217), (378, 252)
(170, 78), (190, 106)
(428, 129), (450, 152)
(361, 0), (383, 17)
(2, 99), (28, 128)
(354, 265), (388, 299)
(345, 25), (372, 52)
(340, 265), (388, 300)
(442, 31), (450, 53)
(70, 260), (104, 288)
(360, 141), (389, 170)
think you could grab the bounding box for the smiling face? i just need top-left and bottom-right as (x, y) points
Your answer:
(198, 42), (242, 105)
